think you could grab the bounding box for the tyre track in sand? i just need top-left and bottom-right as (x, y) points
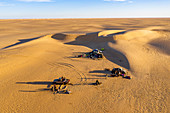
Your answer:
(47, 62), (87, 83)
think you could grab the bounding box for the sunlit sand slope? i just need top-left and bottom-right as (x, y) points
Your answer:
(0, 19), (169, 113)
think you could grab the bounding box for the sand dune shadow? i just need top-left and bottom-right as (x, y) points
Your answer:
(51, 31), (130, 69)
(1, 35), (46, 50)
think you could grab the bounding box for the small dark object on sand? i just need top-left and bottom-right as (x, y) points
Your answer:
(78, 55), (83, 57)
(105, 68), (110, 71)
(123, 76), (131, 79)
(95, 80), (102, 85)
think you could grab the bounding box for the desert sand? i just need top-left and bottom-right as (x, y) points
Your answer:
(0, 18), (169, 113)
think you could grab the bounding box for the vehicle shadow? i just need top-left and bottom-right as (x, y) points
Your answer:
(16, 81), (53, 85)
(19, 88), (51, 93)
(16, 80), (101, 93)
(16, 81), (72, 94)
(89, 70), (107, 74)
(73, 82), (102, 86)
(19, 88), (71, 94)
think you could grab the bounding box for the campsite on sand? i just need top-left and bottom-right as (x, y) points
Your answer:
(0, 18), (169, 113)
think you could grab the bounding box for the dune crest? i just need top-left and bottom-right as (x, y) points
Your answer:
(98, 30), (126, 37)
(116, 29), (160, 42)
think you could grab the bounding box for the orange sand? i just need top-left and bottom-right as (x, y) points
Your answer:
(0, 18), (169, 113)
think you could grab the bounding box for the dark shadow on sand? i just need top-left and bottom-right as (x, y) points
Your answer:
(89, 70), (106, 74)
(149, 36), (170, 55)
(19, 88), (51, 93)
(1, 35), (46, 50)
(78, 77), (106, 80)
(73, 82), (101, 86)
(51, 33), (67, 41)
(17, 81), (73, 94)
(52, 31), (130, 69)
(99, 31), (128, 38)
(16, 81), (53, 85)
(19, 88), (71, 94)
(90, 75), (107, 78)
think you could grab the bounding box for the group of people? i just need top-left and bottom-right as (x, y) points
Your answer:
(51, 76), (71, 94)
(78, 49), (103, 59)
(58, 76), (67, 82)
(110, 68), (131, 79)
(89, 49), (103, 58)
(50, 67), (130, 94)
(111, 68), (126, 77)
(87, 49), (103, 59)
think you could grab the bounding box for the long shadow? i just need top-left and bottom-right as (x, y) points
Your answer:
(16, 80), (95, 87)
(90, 75), (107, 77)
(19, 88), (72, 94)
(1, 35), (46, 50)
(16, 81), (74, 94)
(89, 70), (110, 78)
(17, 81), (99, 92)
(16, 81), (52, 85)
(78, 77), (106, 80)
(73, 82), (101, 86)
(19, 88), (51, 92)
(16, 81), (53, 93)
(89, 70), (106, 74)
(52, 31), (130, 69)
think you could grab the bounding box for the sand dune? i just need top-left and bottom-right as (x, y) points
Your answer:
(0, 19), (169, 113)
(98, 30), (126, 37)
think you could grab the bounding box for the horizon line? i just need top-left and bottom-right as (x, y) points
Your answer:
(0, 17), (170, 20)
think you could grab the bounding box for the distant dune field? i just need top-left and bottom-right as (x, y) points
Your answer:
(0, 18), (169, 113)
